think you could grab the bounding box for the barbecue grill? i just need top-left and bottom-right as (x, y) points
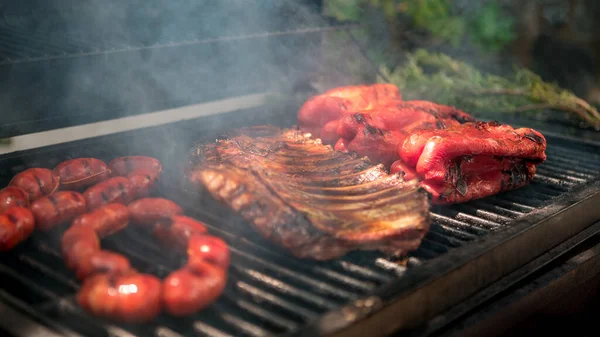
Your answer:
(1, 1), (600, 337)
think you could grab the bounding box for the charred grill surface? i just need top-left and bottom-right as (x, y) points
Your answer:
(186, 126), (431, 260)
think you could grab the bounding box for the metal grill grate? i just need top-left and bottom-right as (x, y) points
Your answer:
(0, 115), (599, 337)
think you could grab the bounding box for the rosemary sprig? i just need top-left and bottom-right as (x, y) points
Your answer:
(378, 49), (600, 128)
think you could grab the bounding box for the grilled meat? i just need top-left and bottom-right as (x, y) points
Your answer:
(297, 84), (547, 204)
(398, 121), (546, 203)
(297, 84), (402, 142)
(186, 126), (430, 260)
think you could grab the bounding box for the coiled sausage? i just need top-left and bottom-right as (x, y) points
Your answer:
(77, 272), (162, 323)
(9, 168), (59, 201)
(30, 191), (87, 231)
(155, 216), (229, 317)
(0, 207), (35, 251)
(187, 235), (230, 270)
(0, 187), (29, 213)
(162, 265), (227, 316)
(109, 156), (162, 177)
(54, 158), (111, 190)
(71, 203), (129, 238)
(127, 169), (159, 198)
(74, 250), (131, 280)
(127, 198), (183, 225)
(152, 215), (207, 249)
(83, 177), (135, 211)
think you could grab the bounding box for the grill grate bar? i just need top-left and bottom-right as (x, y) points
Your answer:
(231, 298), (300, 332)
(495, 193), (546, 208)
(430, 213), (490, 235)
(429, 222), (479, 241)
(18, 254), (79, 291)
(419, 238), (450, 255)
(536, 168), (589, 184)
(547, 148), (600, 165)
(484, 196), (535, 212)
(425, 230), (466, 248)
(532, 173), (575, 187)
(374, 258), (407, 275)
(549, 145), (600, 160)
(529, 180), (568, 195)
(511, 186), (558, 201)
(155, 327), (185, 337)
(0, 263), (61, 304)
(233, 267), (337, 311)
(231, 250), (359, 300)
(452, 212), (502, 229)
(468, 201), (523, 218)
(219, 312), (275, 337)
(543, 159), (598, 178)
(194, 321), (236, 337)
(234, 282), (317, 322)
(410, 247), (439, 260)
(548, 158), (598, 175)
(334, 260), (393, 284)
(456, 204), (514, 223)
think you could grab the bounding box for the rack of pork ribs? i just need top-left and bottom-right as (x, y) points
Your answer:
(297, 84), (548, 204)
(186, 126), (431, 261)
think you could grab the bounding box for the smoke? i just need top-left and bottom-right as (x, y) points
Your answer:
(0, 0), (338, 141)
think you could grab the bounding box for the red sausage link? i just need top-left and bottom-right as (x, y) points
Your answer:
(54, 158), (111, 190)
(153, 215), (208, 249)
(9, 168), (59, 201)
(71, 203), (129, 238)
(77, 272), (162, 323)
(0, 207), (35, 251)
(109, 156), (162, 177)
(83, 177), (135, 211)
(127, 169), (159, 198)
(75, 250), (131, 280)
(62, 226), (100, 270)
(0, 187), (29, 213)
(127, 198), (183, 226)
(30, 191), (87, 231)
(162, 265), (227, 316)
(187, 235), (230, 270)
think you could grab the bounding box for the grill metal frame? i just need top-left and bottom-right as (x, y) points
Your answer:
(0, 104), (599, 337)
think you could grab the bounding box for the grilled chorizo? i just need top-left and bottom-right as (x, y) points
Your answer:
(162, 265), (227, 316)
(127, 198), (183, 226)
(127, 169), (159, 198)
(77, 272), (162, 323)
(187, 235), (230, 270)
(62, 226), (100, 270)
(109, 156), (162, 177)
(54, 158), (111, 190)
(71, 203), (129, 238)
(30, 191), (87, 231)
(74, 250), (131, 280)
(0, 187), (29, 213)
(83, 177), (135, 211)
(153, 215), (208, 249)
(0, 207), (35, 251)
(9, 168), (59, 201)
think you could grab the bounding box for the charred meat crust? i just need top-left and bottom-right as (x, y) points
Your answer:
(187, 126), (430, 260)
